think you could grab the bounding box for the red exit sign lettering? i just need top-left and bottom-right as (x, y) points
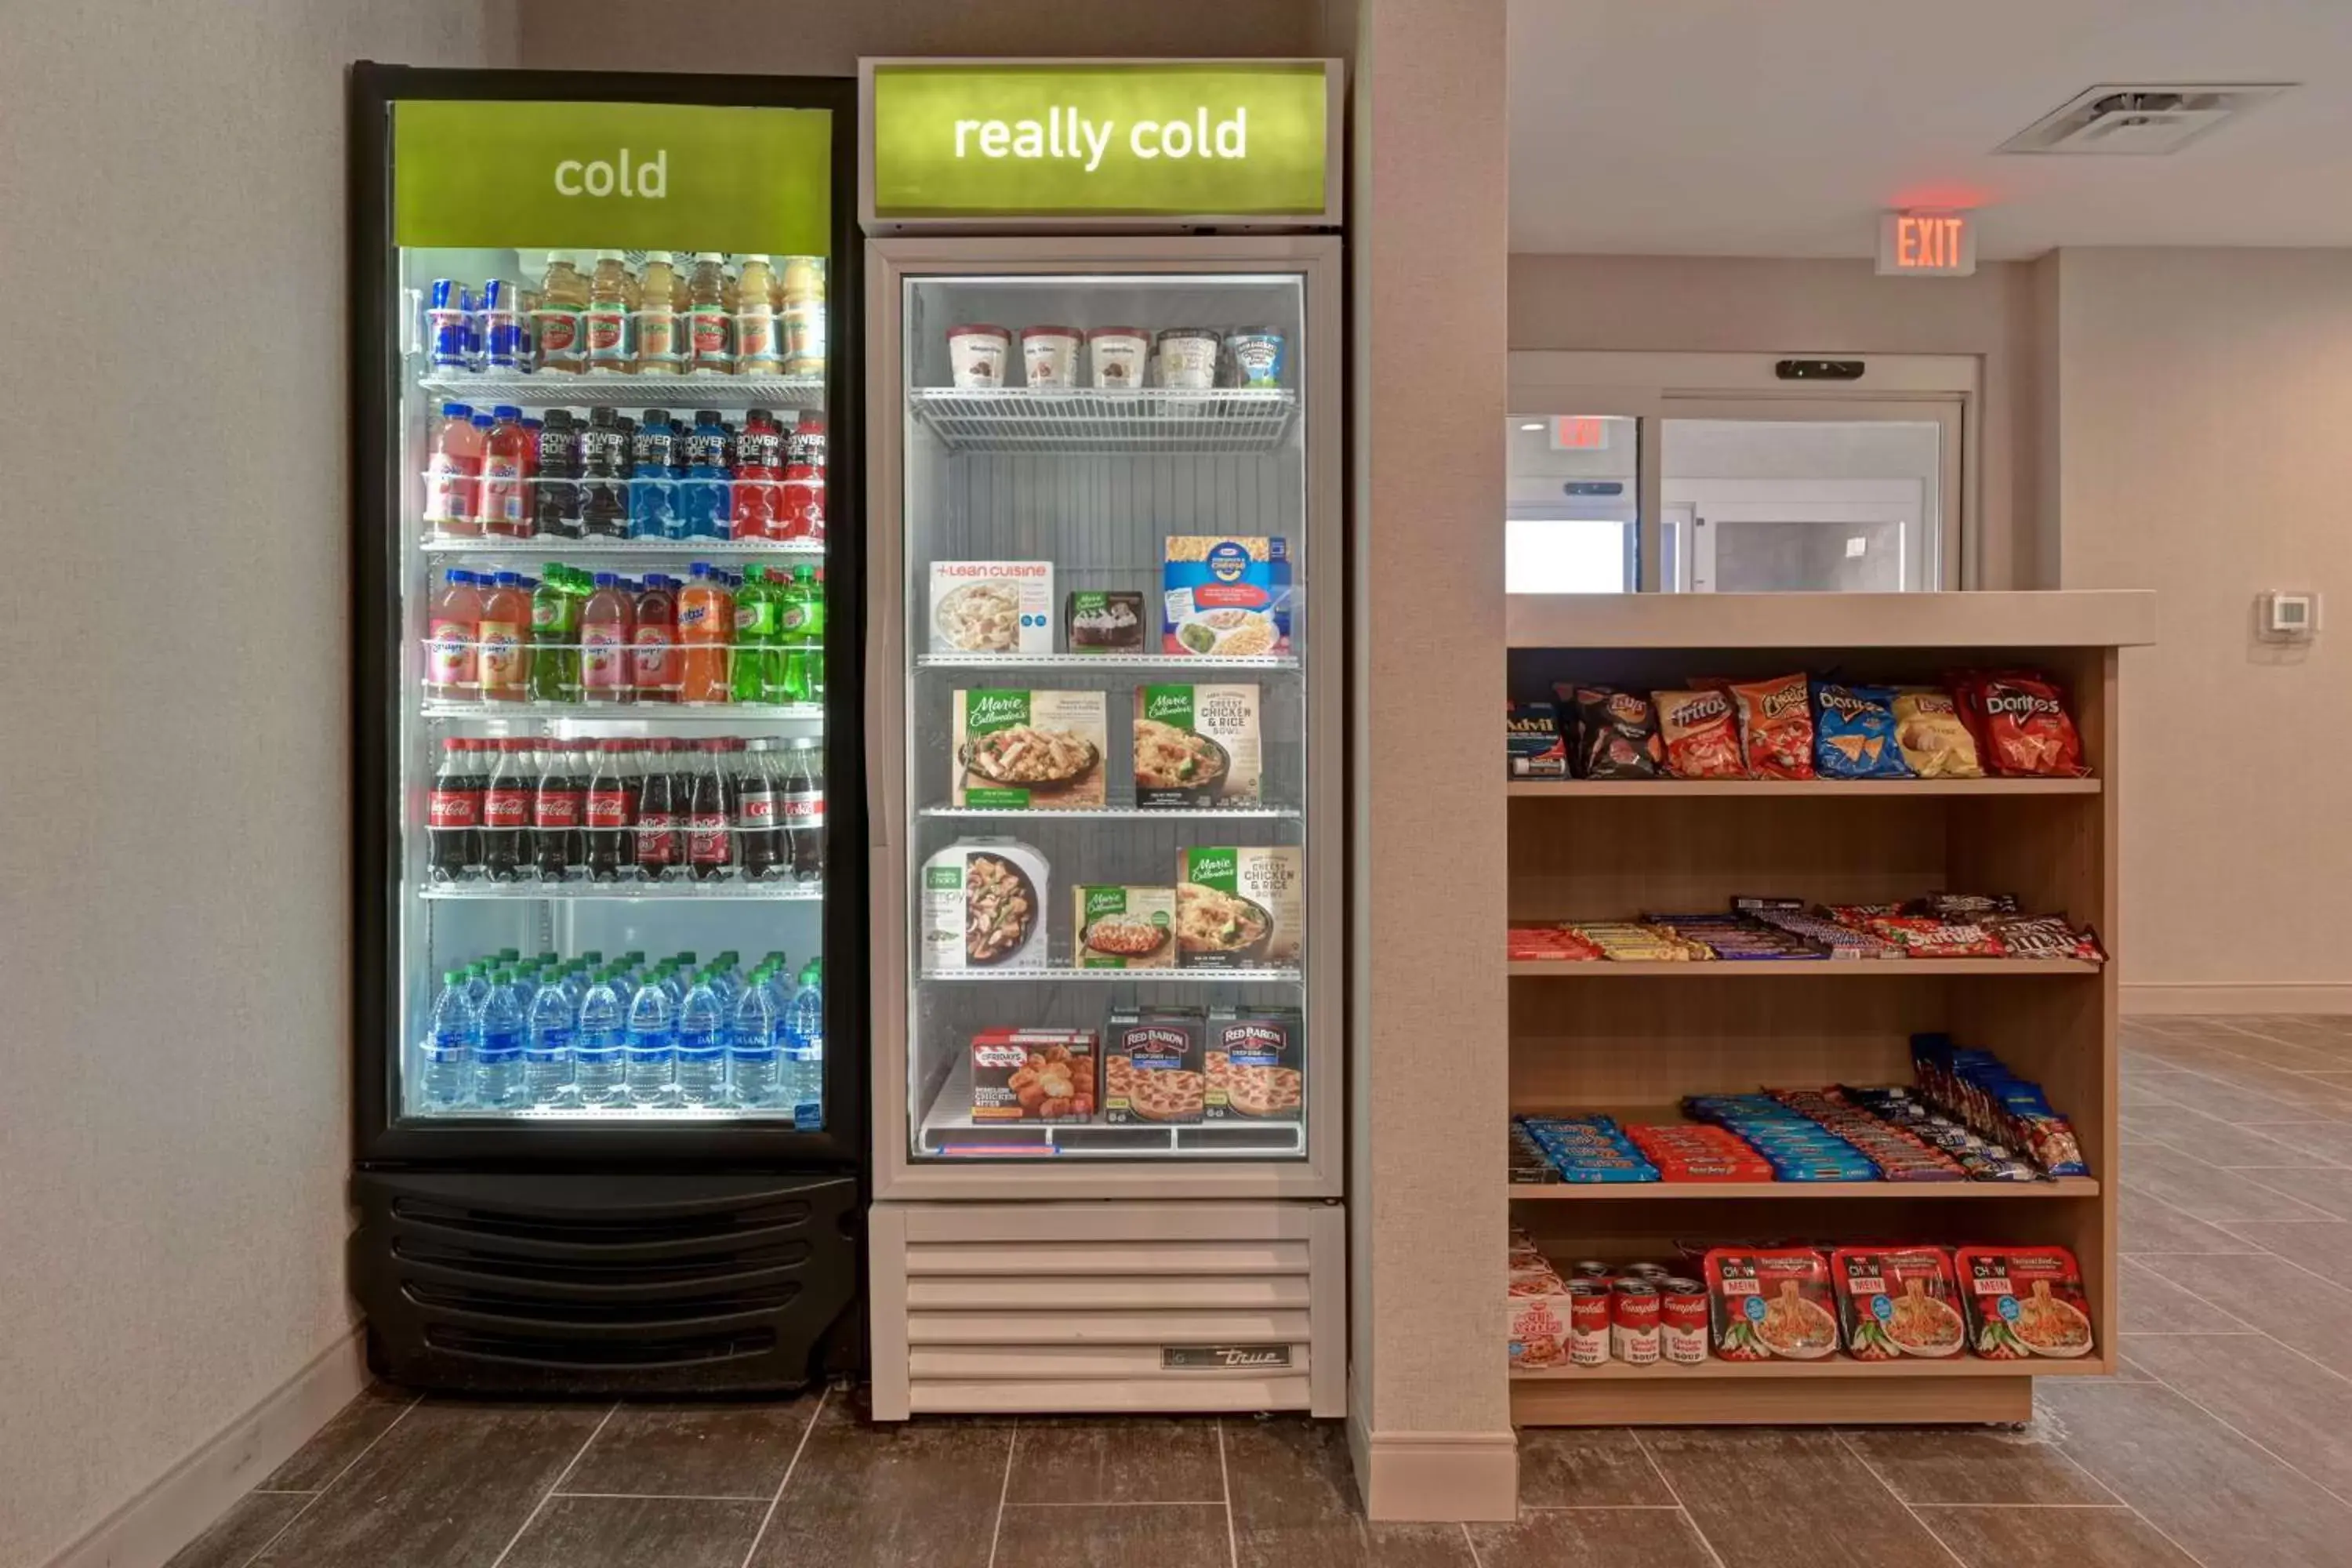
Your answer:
(1877, 210), (1976, 277)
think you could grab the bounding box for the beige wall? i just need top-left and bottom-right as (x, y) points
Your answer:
(0, 6), (514, 1565)
(2047, 248), (2352, 1004)
(1509, 254), (2045, 589)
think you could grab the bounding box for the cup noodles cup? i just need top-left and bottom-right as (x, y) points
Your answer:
(1568, 1280), (1612, 1366)
(1154, 328), (1221, 390)
(1020, 325), (1081, 389)
(1661, 1279), (1711, 1364)
(947, 324), (1011, 388)
(1088, 326), (1147, 389)
(1612, 1279), (1661, 1365)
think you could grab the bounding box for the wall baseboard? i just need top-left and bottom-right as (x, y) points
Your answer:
(2123, 983), (2352, 1016)
(44, 1325), (368, 1568)
(1346, 1410), (1518, 1522)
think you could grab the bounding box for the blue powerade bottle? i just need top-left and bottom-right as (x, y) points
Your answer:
(628, 408), (677, 539)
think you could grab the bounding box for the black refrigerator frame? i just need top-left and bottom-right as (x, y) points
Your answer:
(347, 63), (866, 1392)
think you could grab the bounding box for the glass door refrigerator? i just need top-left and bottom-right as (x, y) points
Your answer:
(346, 64), (865, 1394)
(865, 236), (1344, 1417)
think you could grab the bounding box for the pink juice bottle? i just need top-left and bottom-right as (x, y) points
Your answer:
(580, 572), (635, 704)
(632, 573), (680, 703)
(425, 568), (483, 699)
(423, 401), (485, 537)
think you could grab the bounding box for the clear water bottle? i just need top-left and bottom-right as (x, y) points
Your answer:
(626, 981), (676, 1105)
(423, 968), (475, 1112)
(785, 960), (824, 1128)
(674, 971), (728, 1106)
(707, 953), (740, 1016)
(608, 960), (637, 1011)
(558, 960), (587, 1013)
(728, 967), (780, 1108)
(461, 960), (493, 1014)
(474, 966), (528, 1109)
(574, 972), (626, 1106)
(525, 973), (576, 1105)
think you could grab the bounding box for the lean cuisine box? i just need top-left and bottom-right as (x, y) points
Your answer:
(929, 561), (1053, 654)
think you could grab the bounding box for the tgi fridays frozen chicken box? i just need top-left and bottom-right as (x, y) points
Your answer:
(929, 561), (1054, 655)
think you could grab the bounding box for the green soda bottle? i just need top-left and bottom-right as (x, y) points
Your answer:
(731, 564), (776, 705)
(531, 565), (583, 702)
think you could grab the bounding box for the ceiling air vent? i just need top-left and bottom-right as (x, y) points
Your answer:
(1997, 84), (2293, 155)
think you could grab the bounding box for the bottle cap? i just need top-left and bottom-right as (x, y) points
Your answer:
(643, 408), (670, 425)
(695, 252), (724, 263)
(493, 405), (522, 419)
(495, 571), (524, 586)
(472, 414), (494, 428)
(594, 572), (619, 587)
(644, 250), (675, 264)
(596, 249), (625, 262)
(440, 402), (471, 419)
(444, 969), (463, 985)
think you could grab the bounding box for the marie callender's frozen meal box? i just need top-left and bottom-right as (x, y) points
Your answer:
(1163, 535), (1291, 657)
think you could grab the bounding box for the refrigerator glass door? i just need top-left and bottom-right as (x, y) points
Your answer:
(900, 274), (1312, 1163)
(390, 104), (837, 1126)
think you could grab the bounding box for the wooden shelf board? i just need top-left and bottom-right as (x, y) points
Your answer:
(1513, 1354), (2108, 1382)
(1507, 959), (2103, 978)
(1508, 1177), (2100, 1201)
(1504, 590), (2156, 651)
(1506, 778), (2100, 799)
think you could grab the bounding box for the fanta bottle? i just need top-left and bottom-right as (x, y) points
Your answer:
(735, 255), (780, 376)
(686, 253), (732, 376)
(585, 251), (633, 374)
(534, 253), (590, 373)
(426, 568), (483, 699)
(480, 405), (531, 538)
(677, 563), (731, 704)
(423, 402), (485, 537)
(633, 252), (681, 374)
(477, 571), (532, 700)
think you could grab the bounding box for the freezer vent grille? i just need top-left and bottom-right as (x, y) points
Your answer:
(907, 387), (1298, 454)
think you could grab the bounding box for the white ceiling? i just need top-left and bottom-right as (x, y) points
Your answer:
(1508, 0), (2352, 258)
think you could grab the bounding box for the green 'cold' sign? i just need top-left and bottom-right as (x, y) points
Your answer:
(869, 61), (1332, 220)
(394, 100), (830, 253)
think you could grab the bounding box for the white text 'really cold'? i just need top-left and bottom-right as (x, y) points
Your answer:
(953, 107), (1251, 174)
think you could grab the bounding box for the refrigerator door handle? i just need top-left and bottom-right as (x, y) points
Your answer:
(866, 608), (899, 849)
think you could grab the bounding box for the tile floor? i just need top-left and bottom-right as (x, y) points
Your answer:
(169, 1013), (2352, 1568)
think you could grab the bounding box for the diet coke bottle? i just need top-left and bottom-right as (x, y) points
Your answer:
(781, 739), (826, 884)
(735, 738), (783, 880)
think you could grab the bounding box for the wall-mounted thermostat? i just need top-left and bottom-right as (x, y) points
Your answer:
(2257, 590), (2321, 643)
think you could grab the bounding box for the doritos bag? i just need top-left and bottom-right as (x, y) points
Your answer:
(1892, 688), (1983, 779)
(1955, 671), (2086, 778)
(1653, 688), (1744, 779)
(1570, 686), (1664, 779)
(1812, 682), (1912, 779)
(1730, 673), (1816, 780)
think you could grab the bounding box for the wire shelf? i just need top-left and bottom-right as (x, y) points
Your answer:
(421, 878), (822, 901)
(421, 700), (822, 723)
(919, 804), (1298, 820)
(920, 967), (1301, 984)
(419, 371), (825, 409)
(914, 652), (1298, 672)
(906, 387), (1298, 454)
(422, 536), (824, 557)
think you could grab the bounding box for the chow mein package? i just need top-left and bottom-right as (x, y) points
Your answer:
(1703, 1247), (1839, 1361)
(1954, 1245), (2095, 1360)
(1811, 682), (1912, 779)
(1832, 1247), (1965, 1360)
(1567, 685), (1665, 779)
(1892, 688), (1984, 778)
(1730, 673), (1816, 779)
(1654, 688), (1745, 779)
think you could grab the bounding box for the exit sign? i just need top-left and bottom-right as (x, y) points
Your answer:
(1552, 416), (1610, 451)
(1877, 210), (1976, 276)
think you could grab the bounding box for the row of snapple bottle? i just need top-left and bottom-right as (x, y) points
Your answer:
(422, 949), (824, 1116)
(424, 402), (825, 543)
(427, 735), (824, 885)
(427, 252), (824, 379)
(426, 561), (823, 706)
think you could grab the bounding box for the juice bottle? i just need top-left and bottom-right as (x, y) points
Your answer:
(480, 405), (532, 538)
(632, 573), (680, 702)
(732, 564), (778, 704)
(633, 251), (681, 375)
(534, 252), (590, 373)
(585, 251), (633, 374)
(426, 568), (483, 699)
(780, 256), (826, 376)
(477, 571), (532, 700)
(686, 252), (732, 376)
(581, 572), (636, 703)
(735, 255), (779, 376)
(676, 562), (731, 704)
(531, 565), (583, 703)
(423, 402), (485, 537)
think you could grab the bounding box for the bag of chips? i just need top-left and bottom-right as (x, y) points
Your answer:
(1952, 671), (2087, 778)
(1891, 688), (1984, 779)
(1567, 685), (1664, 779)
(1811, 682), (1912, 779)
(1653, 688), (1744, 779)
(1730, 673), (1816, 780)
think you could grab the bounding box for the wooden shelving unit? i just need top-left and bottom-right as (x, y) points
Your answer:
(1504, 591), (2153, 1428)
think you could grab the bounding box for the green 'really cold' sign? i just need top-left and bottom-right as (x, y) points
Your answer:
(866, 60), (1336, 223)
(393, 100), (830, 253)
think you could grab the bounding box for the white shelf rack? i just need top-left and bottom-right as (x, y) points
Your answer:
(419, 371), (824, 409)
(919, 804), (1298, 821)
(421, 699), (823, 724)
(906, 387), (1298, 454)
(920, 966), (1301, 983)
(422, 879), (822, 901)
(421, 536), (824, 557)
(915, 652), (1298, 672)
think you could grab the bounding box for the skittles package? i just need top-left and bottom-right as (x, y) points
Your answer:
(1811, 682), (1912, 779)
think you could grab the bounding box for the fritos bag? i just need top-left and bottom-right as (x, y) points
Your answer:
(1892, 688), (1983, 779)
(1952, 671), (2087, 778)
(1730, 673), (1815, 780)
(1653, 688), (1744, 779)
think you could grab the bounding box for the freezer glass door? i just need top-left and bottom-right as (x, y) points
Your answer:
(390, 103), (837, 1125)
(902, 276), (1312, 1162)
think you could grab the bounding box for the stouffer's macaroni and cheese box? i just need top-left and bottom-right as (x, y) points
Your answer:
(1163, 535), (1291, 657)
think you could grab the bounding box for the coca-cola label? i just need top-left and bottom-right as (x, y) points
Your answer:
(689, 811), (730, 862)
(586, 789), (630, 829)
(782, 790), (826, 829)
(738, 789), (777, 826)
(484, 788), (532, 828)
(428, 789), (480, 827)
(535, 789), (583, 828)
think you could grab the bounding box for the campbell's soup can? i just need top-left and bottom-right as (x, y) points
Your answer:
(1567, 1280), (1613, 1367)
(1661, 1278), (1710, 1365)
(1623, 1261), (1671, 1282)
(1570, 1259), (1615, 1279)
(1611, 1279), (1661, 1366)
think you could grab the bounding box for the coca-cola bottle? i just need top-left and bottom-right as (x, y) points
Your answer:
(781, 739), (826, 884)
(735, 737), (782, 880)
(688, 738), (734, 880)
(532, 409), (582, 539)
(479, 738), (532, 880)
(635, 738), (682, 884)
(534, 740), (585, 880)
(426, 737), (482, 881)
(584, 739), (632, 881)
(619, 738), (646, 835)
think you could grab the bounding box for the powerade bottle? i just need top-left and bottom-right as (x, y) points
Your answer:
(674, 971), (728, 1107)
(785, 958), (824, 1128)
(627, 409), (678, 540)
(525, 972), (575, 1105)
(423, 969), (474, 1112)
(573, 972), (626, 1106)
(625, 981), (676, 1105)
(678, 410), (732, 540)
(474, 967), (527, 1109)
(728, 967), (779, 1107)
